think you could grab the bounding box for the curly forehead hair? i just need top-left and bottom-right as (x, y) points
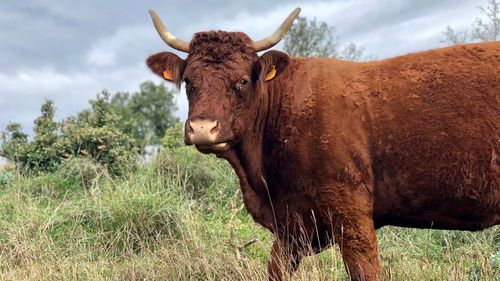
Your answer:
(188, 31), (257, 62)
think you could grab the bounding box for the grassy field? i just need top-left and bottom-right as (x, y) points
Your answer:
(0, 148), (498, 280)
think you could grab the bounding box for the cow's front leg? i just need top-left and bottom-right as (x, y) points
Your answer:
(267, 239), (301, 281)
(332, 211), (381, 281)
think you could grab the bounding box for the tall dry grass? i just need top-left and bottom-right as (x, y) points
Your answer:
(0, 149), (498, 280)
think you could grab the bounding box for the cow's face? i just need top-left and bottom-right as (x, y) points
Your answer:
(146, 9), (299, 156)
(147, 33), (289, 155)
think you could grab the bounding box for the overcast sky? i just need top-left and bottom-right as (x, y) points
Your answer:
(0, 0), (488, 137)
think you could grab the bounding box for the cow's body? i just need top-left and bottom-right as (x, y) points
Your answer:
(256, 42), (499, 232)
(226, 43), (500, 279)
(147, 8), (499, 280)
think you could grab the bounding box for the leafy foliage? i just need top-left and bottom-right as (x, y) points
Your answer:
(110, 81), (179, 151)
(283, 16), (365, 60)
(442, 0), (500, 44)
(4, 101), (64, 172)
(0, 123), (28, 163)
(61, 91), (138, 175)
(1, 92), (137, 175)
(0, 171), (13, 187)
(284, 17), (338, 57)
(161, 121), (185, 150)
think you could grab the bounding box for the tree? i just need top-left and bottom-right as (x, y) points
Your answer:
(1, 101), (65, 172)
(63, 91), (138, 175)
(283, 16), (365, 60)
(161, 121), (184, 150)
(0, 123), (28, 163)
(442, 0), (500, 44)
(110, 81), (178, 151)
(24, 100), (61, 171)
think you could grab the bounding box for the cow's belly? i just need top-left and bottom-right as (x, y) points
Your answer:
(373, 180), (500, 231)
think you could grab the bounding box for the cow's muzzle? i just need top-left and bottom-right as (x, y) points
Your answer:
(185, 118), (231, 153)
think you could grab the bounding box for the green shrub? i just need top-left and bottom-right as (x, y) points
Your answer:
(0, 123), (28, 164)
(151, 146), (240, 218)
(1, 93), (138, 176)
(15, 101), (63, 173)
(59, 92), (138, 175)
(0, 171), (13, 187)
(161, 121), (184, 150)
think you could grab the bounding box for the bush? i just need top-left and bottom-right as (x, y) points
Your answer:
(159, 121), (220, 195)
(13, 101), (64, 173)
(1, 93), (138, 176)
(59, 92), (138, 175)
(0, 123), (28, 164)
(0, 171), (13, 187)
(161, 121), (184, 150)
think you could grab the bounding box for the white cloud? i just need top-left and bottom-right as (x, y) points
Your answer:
(87, 48), (116, 67)
(86, 25), (156, 67)
(0, 67), (91, 94)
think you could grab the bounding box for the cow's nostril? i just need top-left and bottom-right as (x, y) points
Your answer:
(187, 121), (194, 133)
(210, 120), (219, 134)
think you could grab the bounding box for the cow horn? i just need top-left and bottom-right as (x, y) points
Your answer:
(251, 7), (301, 52)
(149, 9), (190, 53)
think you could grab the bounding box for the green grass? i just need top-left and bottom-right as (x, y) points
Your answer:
(0, 149), (498, 280)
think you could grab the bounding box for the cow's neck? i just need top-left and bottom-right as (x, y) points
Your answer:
(222, 138), (276, 230)
(222, 80), (293, 231)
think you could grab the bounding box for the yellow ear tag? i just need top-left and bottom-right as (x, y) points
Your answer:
(265, 65), (277, 81)
(162, 70), (173, 81)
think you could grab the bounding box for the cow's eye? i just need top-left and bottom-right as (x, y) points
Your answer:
(232, 77), (249, 94)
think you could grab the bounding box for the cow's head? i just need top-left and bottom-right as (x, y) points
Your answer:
(146, 8), (299, 156)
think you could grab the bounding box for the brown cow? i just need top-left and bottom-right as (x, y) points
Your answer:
(146, 8), (500, 281)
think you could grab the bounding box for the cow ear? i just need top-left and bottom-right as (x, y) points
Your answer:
(252, 50), (290, 82)
(146, 52), (185, 85)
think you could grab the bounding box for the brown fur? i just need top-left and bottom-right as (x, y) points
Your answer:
(147, 31), (500, 281)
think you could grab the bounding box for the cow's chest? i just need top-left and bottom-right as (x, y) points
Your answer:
(257, 188), (332, 247)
